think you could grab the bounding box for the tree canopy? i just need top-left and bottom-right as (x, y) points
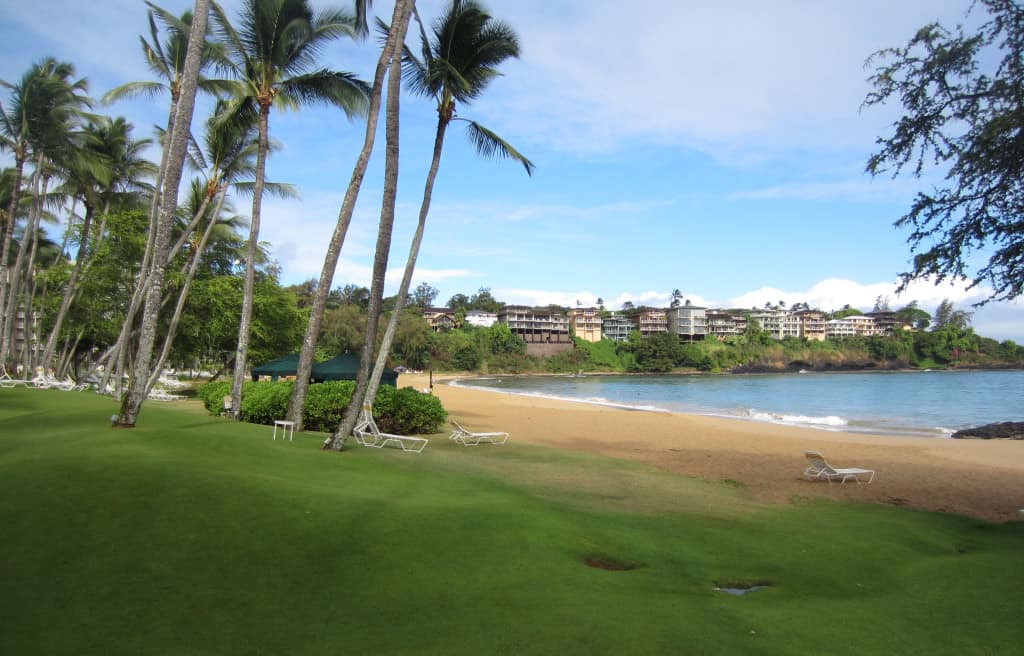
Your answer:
(864, 0), (1024, 304)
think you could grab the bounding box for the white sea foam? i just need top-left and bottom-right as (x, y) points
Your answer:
(743, 409), (849, 429)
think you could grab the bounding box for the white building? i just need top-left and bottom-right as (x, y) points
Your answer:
(464, 310), (497, 328)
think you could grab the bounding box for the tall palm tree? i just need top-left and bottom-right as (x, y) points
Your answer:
(100, 1), (231, 390)
(0, 59), (91, 366)
(116, 0), (211, 428)
(287, 0), (416, 432)
(359, 0), (532, 421)
(148, 101), (296, 390)
(39, 118), (155, 372)
(212, 0), (370, 420)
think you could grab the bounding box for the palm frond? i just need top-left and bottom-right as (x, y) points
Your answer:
(461, 120), (534, 176)
(278, 70), (370, 117)
(101, 81), (166, 105)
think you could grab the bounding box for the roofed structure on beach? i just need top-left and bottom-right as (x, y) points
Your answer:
(251, 354), (301, 381)
(251, 353), (397, 387)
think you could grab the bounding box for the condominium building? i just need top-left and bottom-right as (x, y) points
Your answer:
(706, 310), (745, 337)
(667, 301), (707, 342)
(602, 313), (634, 342)
(748, 308), (800, 339)
(498, 305), (571, 344)
(795, 310), (828, 341)
(826, 315), (879, 338)
(568, 307), (603, 343)
(637, 309), (668, 337)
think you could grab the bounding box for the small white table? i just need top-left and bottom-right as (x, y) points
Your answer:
(273, 419), (296, 441)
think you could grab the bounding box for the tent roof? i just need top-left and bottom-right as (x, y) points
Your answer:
(312, 353), (396, 380)
(251, 353), (300, 376)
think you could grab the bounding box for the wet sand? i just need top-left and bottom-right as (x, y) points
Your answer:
(402, 374), (1024, 522)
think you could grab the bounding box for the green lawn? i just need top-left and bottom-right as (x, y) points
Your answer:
(1, 388), (1021, 655)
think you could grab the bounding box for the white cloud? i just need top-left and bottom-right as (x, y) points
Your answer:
(490, 0), (972, 158)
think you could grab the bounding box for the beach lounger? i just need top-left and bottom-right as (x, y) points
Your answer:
(0, 367), (30, 388)
(803, 450), (875, 484)
(448, 419), (509, 446)
(352, 403), (428, 453)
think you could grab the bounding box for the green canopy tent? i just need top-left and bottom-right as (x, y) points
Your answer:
(250, 353), (300, 381)
(312, 353), (398, 387)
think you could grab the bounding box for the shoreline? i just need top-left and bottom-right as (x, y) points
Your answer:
(402, 373), (1024, 522)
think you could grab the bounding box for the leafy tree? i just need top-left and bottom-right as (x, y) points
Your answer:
(896, 301), (931, 331)
(469, 286), (503, 312)
(872, 295), (891, 312)
(488, 322), (524, 355)
(446, 292), (470, 310)
(864, 0), (1024, 303)
(411, 281), (439, 308)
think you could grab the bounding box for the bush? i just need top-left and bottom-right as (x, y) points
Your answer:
(371, 385), (447, 434)
(197, 380), (446, 435)
(302, 381), (355, 433)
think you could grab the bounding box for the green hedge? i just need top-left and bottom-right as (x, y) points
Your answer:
(197, 380), (447, 435)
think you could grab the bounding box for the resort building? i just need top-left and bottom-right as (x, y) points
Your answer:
(498, 306), (571, 344)
(422, 307), (456, 332)
(464, 310), (497, 328)
(826, 315), (879, 338)
(637, 309), (668, 337)
(748, 307), (800, 340)
(706, 310), (745, 338)
(865, 311), (901, 336)
(568, 307), (603, 343)
(667, 301), (707, 342)
(795, 310), (828, 341)
(602, 313), (634, 342)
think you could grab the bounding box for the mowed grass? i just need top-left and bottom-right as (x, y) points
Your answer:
(1, 389), (1022, 655)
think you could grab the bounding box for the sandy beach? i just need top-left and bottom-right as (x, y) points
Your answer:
(401, 373), (1024, 522)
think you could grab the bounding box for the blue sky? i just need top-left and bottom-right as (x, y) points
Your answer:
(2, 0), (1023, 341)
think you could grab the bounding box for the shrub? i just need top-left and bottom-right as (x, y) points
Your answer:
(372, 385), (447, 434)
(302, 381), (355, 433)
(196, 380), (446, 435)
(197, 380), (231, 414)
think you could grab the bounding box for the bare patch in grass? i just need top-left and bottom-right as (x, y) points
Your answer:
(582, 554), (643, 571)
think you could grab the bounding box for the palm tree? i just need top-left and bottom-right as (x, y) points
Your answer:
(286, 0), (416, 433)
(116, 0), (211, 428)
(340, 0), (532, 441)
(0, 59), (91, 366)
(212, 0), (370, 420)
(147, 101), (296, 390)
(39, 118), (155, 372)
(100, 1), (230, 390)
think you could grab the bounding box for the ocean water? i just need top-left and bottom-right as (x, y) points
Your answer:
(451, 370), (1024, 438)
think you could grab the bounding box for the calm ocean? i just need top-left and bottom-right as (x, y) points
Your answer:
(451, 370), (1024, 438)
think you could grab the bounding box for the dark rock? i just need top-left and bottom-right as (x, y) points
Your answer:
(952, 422), (1024, 440)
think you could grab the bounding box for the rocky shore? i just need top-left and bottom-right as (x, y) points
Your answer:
(952, 422), (1024, 440)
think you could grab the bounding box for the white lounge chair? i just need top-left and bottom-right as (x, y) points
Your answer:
(147, 386), (183, 401)
(0, 367), (30, 388)
(803, 450), (875, 484)
(352, 403), (428, 453)
(448, 419), (509, 446)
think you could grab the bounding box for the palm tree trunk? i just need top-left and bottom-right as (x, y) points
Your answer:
(1, 152), (45, 364)
(288, 0), (415, 430)
(40, 203), (95, 368)
(229, 102), (270, 420)
(116, 0), (210, 427)
(147, 188), (226, 392)
(101, 93), (178, 392)
(0, 151), (27, 359)
(328, 23), (407, 450)
(366, 119), (448, 402)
